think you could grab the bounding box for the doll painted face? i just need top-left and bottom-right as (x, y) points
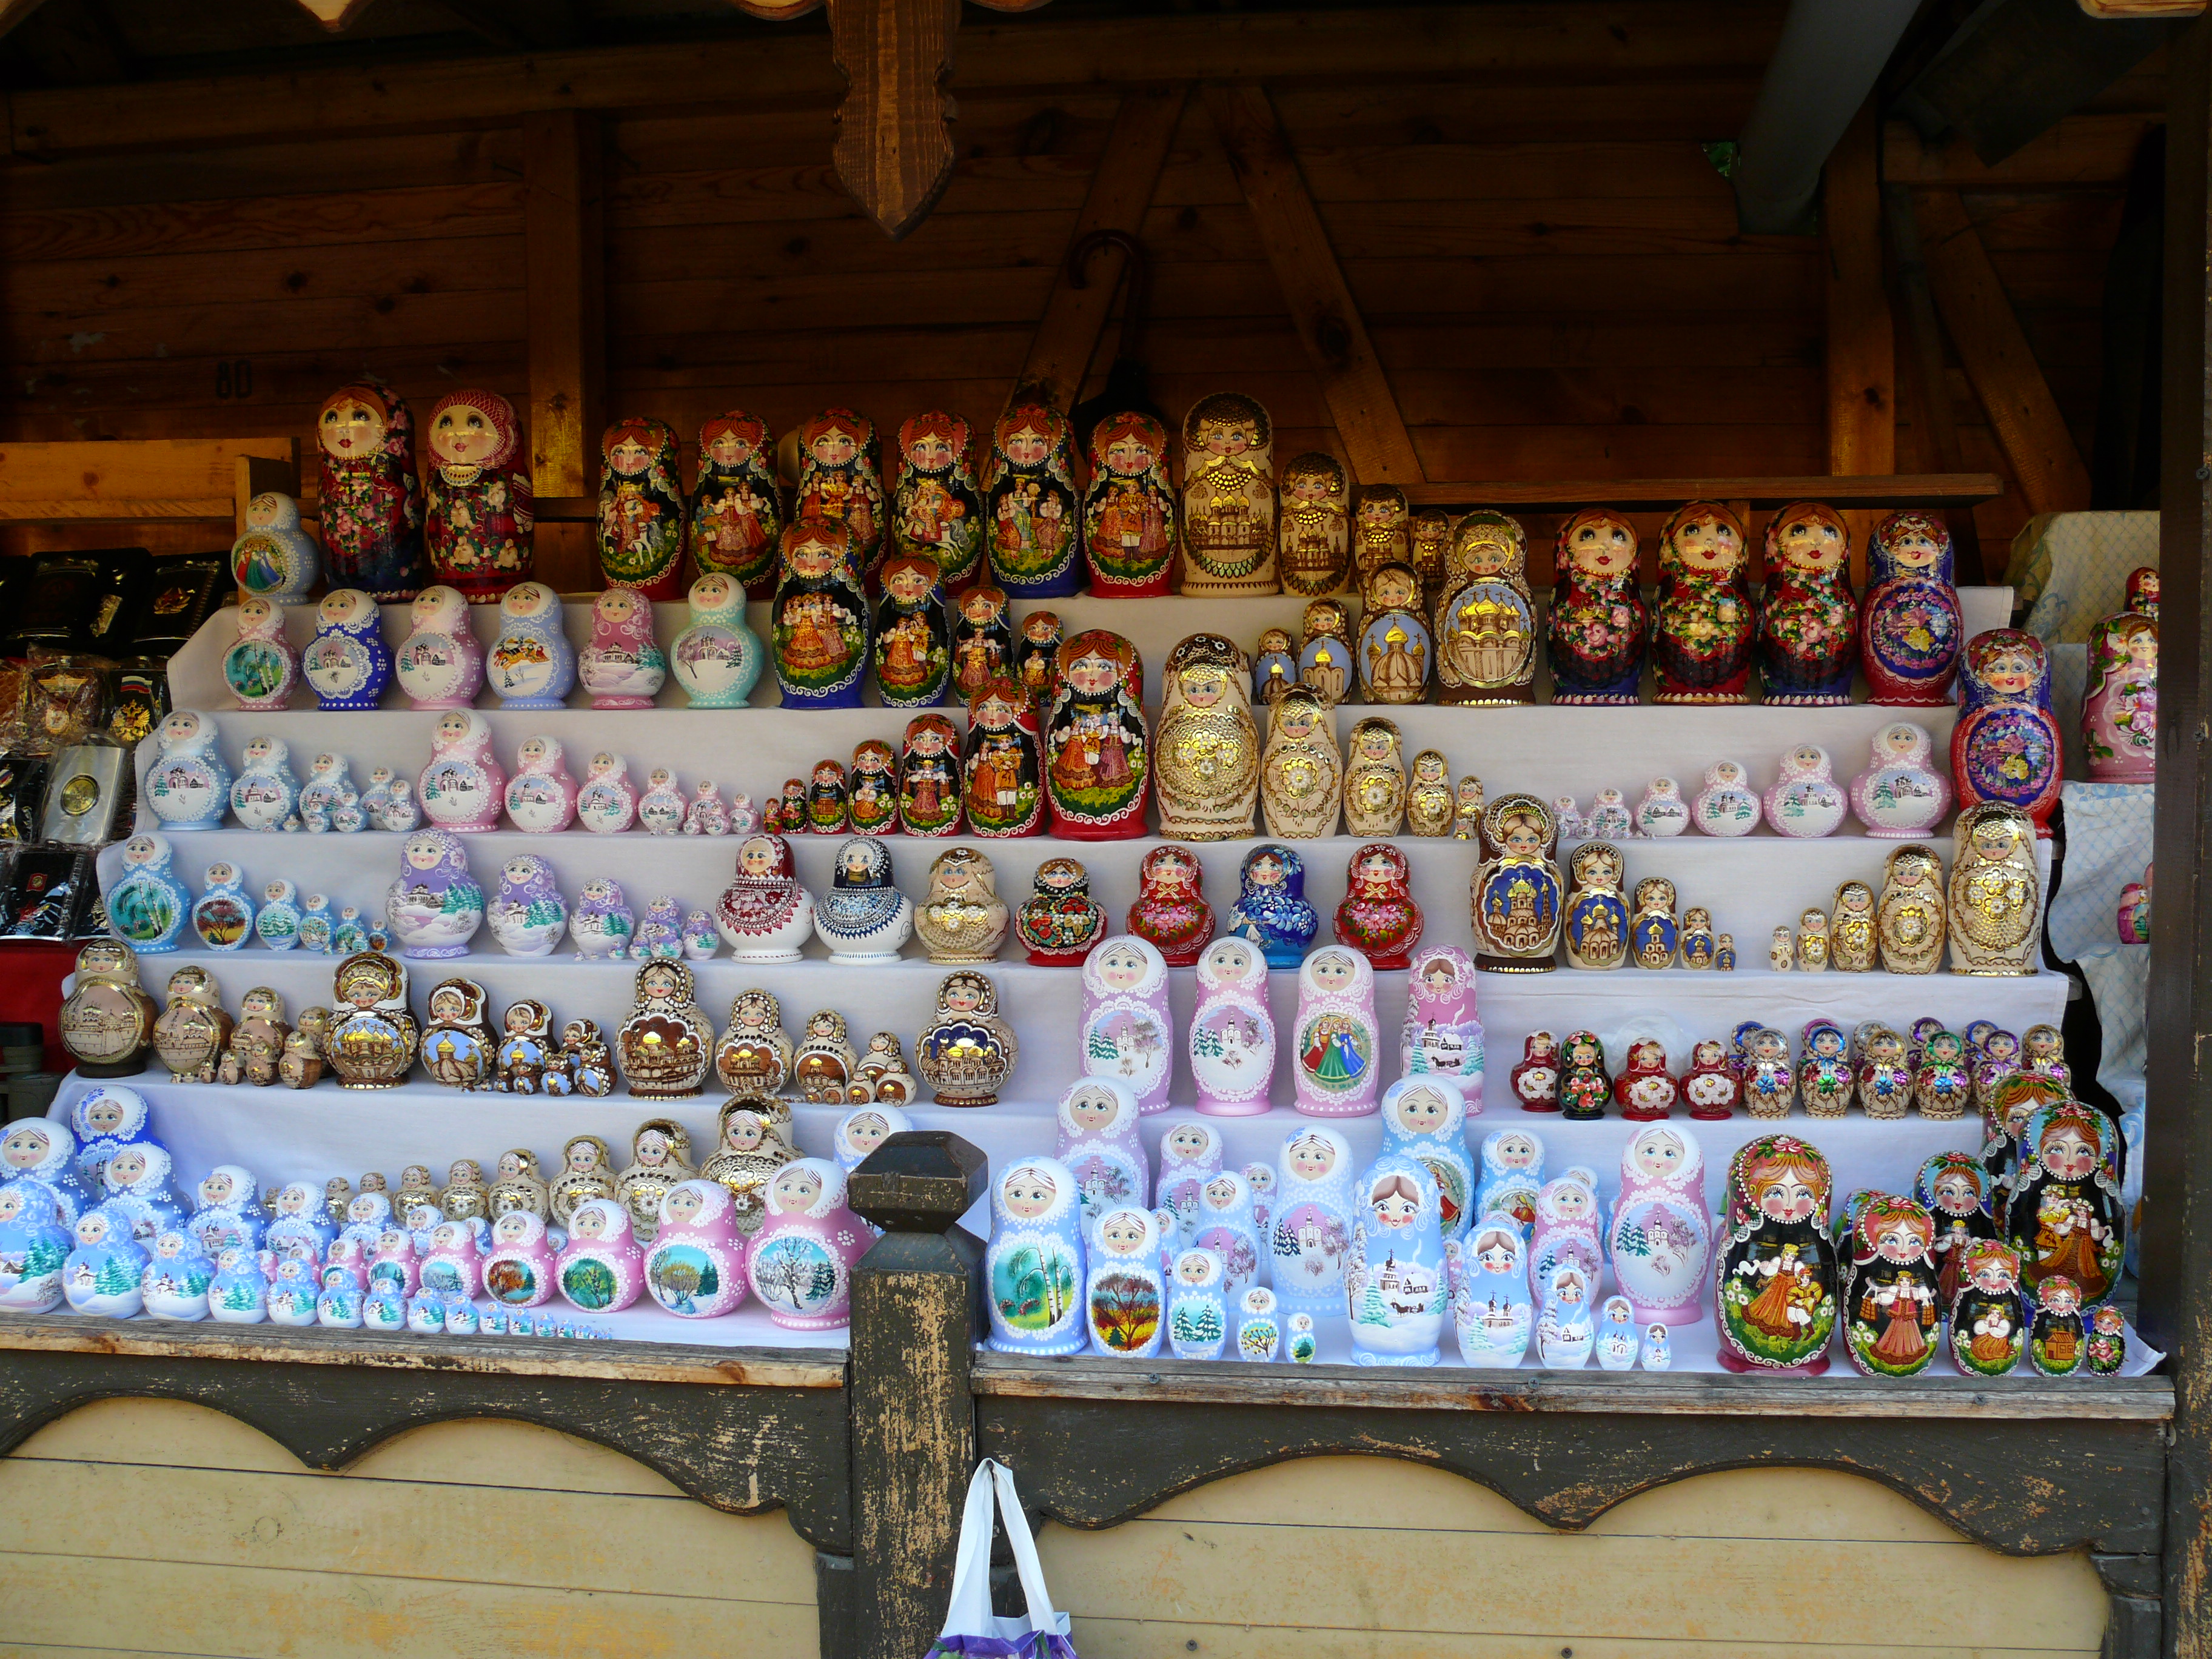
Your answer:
(997, 1167), (1055, 1219)
(1288, 1134), (1336, 1182)
(1148, 853), (1195, 893)
(1755, 1168), (1818, 1223)
(431, 399), (504, 466)
(1888, 524), (1943, 568)
(1095, 942), (1152, 991)
(1369, 1173), (1421, 1227)
(708, 428), (757, 468)
(1501, 816), (1544, 857)
(1175, 1251), (1215, 1286)
(2, 1125), (50, 1170)
(663, 1185), (706, 1226)
(1981, 649), (2039, 695)
(320, 394), (388, 459)
(1669, 509), (1741, 572)
(1391, 1087), (1449, 1136)
(607, 433), (653, 477)
(1002, 421), (1052, 467)
(1286, 469), (1335, 506)
(1309, 950), (1357, 993)
(572, 1206), (609, 1241)
(788, 537), (839, 580)
(1632, 1130), (1684, 1182)
(1100, 1212), (1149, 1255)
(1547, 1182), (1592, 1221)
(738, 837), (783, 879)
(773, 1165), (823, 1211)
(1774, 510), (1845, 572)
(942, 979), (982, 1014)
(1251, 855), (1288, 891)
(1178, 665), (1228, 708)
(1198, 414), (1256, 458)
(1568, 514), (1635, 577)
(1167, 1125), (1210, 1161)
(809, 426), (857, 468)
(493, 1212), (532, 1245)
(1370, 567), (1417, 608)
(2040, 1123), (2099, 1180)
(565, 1140), (602, 1175)
(2045, 1281), (2080, 1316)
(1275, 701), (1320, 741)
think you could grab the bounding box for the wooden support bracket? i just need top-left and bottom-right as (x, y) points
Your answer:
(829, 0), (963, 241)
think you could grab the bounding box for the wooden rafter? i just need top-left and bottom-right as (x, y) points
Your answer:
(290, 0), (379, 30)
(523, 109), (605, 589)
(0, 0), (47, 38)
(1824, 99), (1895, 478)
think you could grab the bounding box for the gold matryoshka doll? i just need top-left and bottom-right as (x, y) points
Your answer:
(1434, 511), (1537, 705)
(1154, 632), (1261, 840)
(1276, 452), (1349, 597)
(1179, 391), (1278, 596)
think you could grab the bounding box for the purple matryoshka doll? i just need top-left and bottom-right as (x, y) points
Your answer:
(1079, 935), (1173, 1115)
(420, 1217), (484, 1298)
(984, 1155), (1088, 1355)
(424, 388), (534, 603)
(1607, 1123), (1712, 1327)
(2083, 569), (2159, 783)
(1400, 943), (1484, 1087)
(317, 377), (425, 600)
(1189, 936), (1275, 1118)
(1155, 1118), (1224, 1247)
(645, 1179), (748, 1318)
(773, 517), (871, 708)
(480, 1210), (558, 1310)
(1085, 1205), (1167, 1357)
(383, 826), (484, 960)
(1045, 630), (1150, 839)
(748, 1158), (868, 1332)
(394, 585), (483, 711)
(1346, 1155), (1449, 1366)
(503, 735), (580, 834)
(1191, 1167), (1264, 1299)
(1952, 629), (2062, 836)
(597, 416), (688, 601)
(557, 1197), (645, 1313)
(1529, 1173), (1605, 1296)
(578, 588), (668, 710)
(1292, 945), (1380, 1118)
(1860, 510), (1962, 706)
(1652, 500), (1756, 704)
(418, 709), (506, 833)
(690, 411), (783, 598)
(1546, 508), (1647, 705)
(302, 588), (392, 711)
(1270, 1124), (1356, 1316)
(1055, 1078), (1150, 1241)
(1756, 501), (1857, 705)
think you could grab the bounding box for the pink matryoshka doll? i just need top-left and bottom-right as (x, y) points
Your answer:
(1054, 1077), (1151, 1238)
(480, 1210), (558, 1310)
(424, 388), (534, 603)
(366, 1227), (420, 1299)
(1079, 935), (1174, 1115)
(418, 708), (508, 833)
(1528, 1175), (1604, 1301)
(644, 1178), (748, 1318)
(503, 735), (580, 834)
(419, 1216), (484, 1298)
(317, 377), (426, 601)
(1333, 841), (1423, 971)
(1400, 943), (1484, 1086)
(746, 1158), (868, 1331)
(1127, 843), (1216, 967)
(578, 587), (669, 709)
(556, 1196), (645, 1314)
(1952, 628), (2062, 836)
(1292, 944), (1380, 1118)
(2082, 569), (2158, 783)
(1189, 936), (1276, 1118)
(1606, 1124), (1712, 1327)
(394, 585), (484, 710)
(1756, 501), (1858, 705)
(1860, 510), (1962, 706)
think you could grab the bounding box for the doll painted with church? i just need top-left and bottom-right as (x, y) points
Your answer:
(983, 396), (1081, 598)
(891, 410), (984, 590)
(1472, 794), (1563, 971)
(1270, 1124), (1356, 1316)
(1179, 391), (1279, 597)
(1434, 510), (1536, 705)
(1345, 1156), (1449, 1366)
(1357, 561), (1432, 705)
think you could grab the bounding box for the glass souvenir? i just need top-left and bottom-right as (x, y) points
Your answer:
(1757, 501), (1857, 705)
(1259, 687), (1341, 840)
(795, 406), (886, 585)
(914, 845), (1007, 963)
(1334, 841), (1421, 970)
(1189, 936), (1275, 1117)
(773, 517), (871, 709)
(2083, 571), (2158, 783)
(872, 553), (951, 709)
(714, 833), (816, 962)
(229, 491), (320, 606)
(813, 835), (913, 964)
(1225, 842), (1317, 968)
(1127, 843), (1215, 967)
(571, 878), (635, 962)
(914, 970), (1017, 1107)
(1471, 793), (1563, 971)
(418, 709), (505, 832)
(324, 951), (420, 1089)
(1296, 598), (1354, 706)
(1562, 841), (1629, 971)
(106, 833), (189, 955)
(1276, 451), (1349, 597)
(502, 734), (578, 833)
(1346, 1156), (1449, 1366)
(596, 417), (687, 600)
(1081, 411), (1177, 595)
(58, 938), (156, 1078)
(668, 572), (764, 708)
(577, 588), (668, 709)
(1292, 944), (1379, 1118)
(962, 677), (1044, 837)
(615, 958), (713, 1098)
(1948, 803), (2042, 976)
(1016, 856), (1107, 966)
(143, 709), (231, 832)
(383, 828), (484, 960)
(1351, 483), (1410, 584)
(393, 585), (483, 710)
(1179, 391), (1279, 596)
(1848, 721), (1952, 838)
(982, 1156), (1087, 1353)
(1356, 561), (1432, 705)
(189, 862), (253, 951)
(317, 377), (424, 600)
(424, 388), (533, 602)
(897, 712), (963, 836)
(486, 853), (568, 958)
(486, 581), (576, 709)
(1860, 510), (1962, 706)
(1715, 1134), (1838, 1375)
(1079, 935), (1173, 1114)
(1404, 750), (1453, 838)
(689, 411), (782, 597)
(1546, 508), (1647, 704)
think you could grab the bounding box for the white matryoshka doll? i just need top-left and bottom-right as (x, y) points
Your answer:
(64, 1207), (147, 1318)
(487, 581), (576, 709)
(1054, 1078), (1149, 1242)
(394, 586), (483, 710)
(144, 710), (233, 833)
(1399, 944), (1484, 1087)
(557, 1197), (645, 1314)
(715, 833), (817, 962)
(1079, 935), (1174, 1116)
(1292, 945), (1380, 1118)
(1536, 1264), (1597, 1368)
(420, 1218), (484, 1298)
(1346, 1156), (1450, 1366)
(487, 854), (568, 959)
(418, 709), (506, 833)
(1529, 1175), (1604, 1298)
(1190, 936), (1275, 1119)
(1191, 1168), (1263, 1299)
(0, 1183), (71, 1312)
(481, 1210), (558, 1309)
(645, 1179), (749, 1318)
(503, 736), (579, 834)
(302, 589), (393, 712)
(1166, 1245), (1232, 1359)
(1378, 1076), (1475, 1241)
(1447, 1215), (1533, 1367)
(229, 735), (298, 832)
(4, 1116), (90, 1226)
(1606, 1123), (1712, 1327)
(1269, 1124), (1356, 1316)
(70, 1084), (152, 1195)
(1155, 1118), (1224, 1248)
(578, 587), (668, 709)
(748, 1158), (868, 1332)
(1085, 1205), (1167, 1358)
(224, 595), (298, 712)
(984, 1156), (1087, 1355)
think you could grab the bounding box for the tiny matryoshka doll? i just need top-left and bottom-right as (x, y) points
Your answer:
(1128, 843), (1215, 967)
(1652, 500), (1755, 704)
(984, 1156), (1088, 1354)
(1155, 632), (1260, 841)
(1084, 1205), (1167, 1357)
(1841, 1195), (1941, 1378)
(578, 587), (668, 710)
(1179, 390), (1279, 597)
(1608, 1123), (1712, 1326)
(897, 712), (964, 836)
(773, 517), (871, 708)
(424, 389), (532, 603)
(1189, 936), (1275, 1117)
(1046, 629), (1148, 838)
(1335, 841), (1421, 971)
(1079, 935), (1174, 1115)
(1356, 561), (1432, 705)
(2083, 569), (2159, 783)
(317, 377), (424, 600)
(1016, 856), (1108, 966)
(596, 417), (687, 600)
(1546, 508), (1647, 704)
(1715, 1134), (1838, 1375)
(748, 1159), (868, 1331)
(1252, 627), (1298, 705)
(1341, 716), (1407, 837)
(1346, 1156), (1449, 1365)
(1275, 452), (1350, 597)
(982, 396), (1081, 598)
(1953, 629), (2061, 834)
(948, 581), (1012, 705)
(1471, 793), (1563, 972)
(1434, 511), (1537, 706)
(1948, 803), (2042, 976)
(871, 553), (952, 708)
(890, 409), (984, 589)
(1226, 842), (1318, 969)
(1292, 945), (1379, 1118)
(689, 411), (783, 597)
(1860, 510), (1962, 706)
(1082, 411), (1178, 596)
(1756, 501), (1857, 705)
(1259, 687), (1341, 840)
(796, 406), (886, 585)
(962, 677), (1044, 837)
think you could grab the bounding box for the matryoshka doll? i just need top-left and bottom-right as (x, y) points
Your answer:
(1127, 843), (1215, 967)
(1352, 484), (1410, 581)
(871, 553), (951, 708)
(1356, 561), (1432, 705)
(668, 572), (765, 709)
(1341, 716), (1406, 837)
(1680, 1039), (1740, 1121)
(2022, 1022), (2072, 1090)
(578, 587), (668, 709)
(1917, 1150), (1999, 1310)
(983, 1156), (1087, 1353)
(898, 714), (963, 836)
(748, 1159), (867, 1330)
(1763, 744), (1847, 838)
(949, 581), (1012, 705)
(1156, 1118), (1224, 1245)
(1252, 628), (1298, 705)
(1399, 944), (1483, 1084)
(1652, 500), (1755, 703)
(1226, 842), (1318, 969)
(644, 1179), (748, 1318)
(1379, 1077), (1474, 1239)
(962, 677), (1044, 836)
(813, 835), (913, 965)
(1755, 501), (1857, 704)
(223, 595), (299, 712)
(106, 835), (189, 956)
(1555, 1031), (1610, 1122)
(701, 1097), (798, 1235)
(1179, 390), (1279, 597)
(1952, 629), (2061, 834)
(484, 580), (575, 709)
(1334, 841), (1421, 970)
(1082, 411), (1178, 595)
(1192, 1168), (1263, 1298)
(2083, 571), (2158, 782)
(714, 833), (816, 962)
(303, 588), (392, 711)
(0, 1185), (73, 1312)
(1079, 935), (1174, 1114)
(190, 863), (253, 951)
(773, 517), (871, 708)
(1861, 510), (1962, 705)
(1547, 508), (1646, 703)
(1433, 511), (1537, 705)
(1948, 802), (2042, 975)
(1527, 1172), (1606, 1304)
(394, 586), (484, 710)
(1614, 1038), (1678, 1121)
(1046, 630), (1149, 838)
(913, 970), (1018, 1107)
(1189, 936), (1275, 1117)
(848, 739), (897, 834)
(495, 734), (574, 834)
(1404, 750), (1454, 837)
(424, 389), (532, 602)
(1877, 842), (1947, 974)
(1471, 794), (1563, 972)
(1842, 1196), (1941, 1378)
(1607, 1123), (1711, 1326)
(1276, 451), (1349, 597)
(982, 397), (1081, 598)
(486, 854), (568, 958)
(596, 417), (686, 599)
(317, 377), (424, 600)
(689, 411), (782, 597)
(1055, 1078), (1150, 1236)
(1292, 945), (1380, 1118)
(63, 1208), (147, 1318)
(1951, 1238), (2026, 1376)
(1297, 598), (1354, 706)
(1715, 1134), (1838, 1375)
(614, 957), (714, 1097)
(1155, 632), (1261, 841)
(144, 709), (232, 833)
(1259, 687), (1342, 839)
(555, 1197), (645, 1313)
(1015, 856), (1107, 966)
(1166, 1246), (1231, 1359)
(569, 878), (634, 962)
(480, 1211), (558, 1309)
(1345, 1156), (1449, 1366)
(2006, 1102), (2125, 1308)
(1449, 1215), (1533, 1366)
(914, 845), (1007, 963)
(1562, 841), (1630, 971)
(890, 409), (984, 587)
(1510, 1031), (1562, 1113)
(1831, 879), (1878, 971)
(1084, 1205), (1167, 1357)
(796, 406), (885, 585)
(1269, 1125), (1355, 1315)
(417, 709), (504, 832)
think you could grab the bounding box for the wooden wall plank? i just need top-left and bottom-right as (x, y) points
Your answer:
(0, 182), (525, 263)
(1884, 112), (2162, 186)
(5, 235), (528, 317)
(523, 109), (606, 517)
(0, 435), (297, 518)
(1825, 100), (1895, 478)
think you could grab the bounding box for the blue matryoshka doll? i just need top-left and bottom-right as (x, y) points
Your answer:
(1952, 628), (2063, 837)
(141, 1227), (216, 1321)
(984, 1155), (1087, 1356)
(487, 581), (577, 709)
(63, 1206), (147, 1318)
(187, 1164), (264, 1259)
(1251, 628), (1298, 706)
(1224, 843), (1318, 970)
(1378, 1076), (1475, 1242)
(2, 1116), (92, 1226)
(99, 1141), (185, 1244)
(1537, 1259), (1597, 1367)
(1860, 509), (1962, 707)
(301, 588), (393, 711)
(1270, 1124), (1356, 1316)
(207, 1246), (270, 1324)
(69, 1084), (153, 1195)
(1449, 1215), (1533, 1366)
(143, 710), (233, 834)
(1346, 1155), (1450, 1366)
(1166, 1244), (1230, 1360)
(0, 1181), (72, 1312)
(1475, 1125), (1546, 1236)
(1191, 1167), (1264, 1299)
(107, 833), (192, 954)
(1084, 1204), (1167, 1358)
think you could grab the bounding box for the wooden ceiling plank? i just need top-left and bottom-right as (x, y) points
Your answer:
(826, 0), (960, 240)
(1397, 474), (2005, 511)
(289, 0), (378, 31)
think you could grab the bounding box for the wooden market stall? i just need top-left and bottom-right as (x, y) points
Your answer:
(0, 1), (2198, 1656)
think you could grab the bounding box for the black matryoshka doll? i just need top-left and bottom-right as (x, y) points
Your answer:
(2005, 1101), (2125, 1310)
(1433, 511), (1535, 706)
(1756, 501), (1858, 705)
(1840, 1194), (1940, 1378)
(1013, 610), (1065, 714)
(1046, 629), (1148, 840)
(950, 581), (1014, 703)
(1715, 1133), (1838, 1375)
(871, 554), (951, 709)
(984, 395), (1082, 599)
(796, 406), (886, 586)
(1949, 1238), (2025, 1377)
(1546, 508), (1646, 704)
(1081, 411), (1177, 596)
(1651, 500), (1756, 705)
(1915, 1149), (1997, 1309)
(316, 378), (424, 601)
(963, 676), (1044, 837)
(897, 712), (964, 836)
(597, 417), (688, 601)
(689, 411), (784, 598)
(771, 517), (870, 709)
(424, 388), (534, 603)
(891, 410), (985, 590)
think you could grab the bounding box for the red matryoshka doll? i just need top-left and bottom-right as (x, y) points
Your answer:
(897, 713), (964, 836)
(1333, 842), (1422, 971)
(962, 677), (1044, 837)
(1952, 629), (2062, 834)
(1682, 1039), (1741, 1120)
(1860, 510), (1962, 706)
(2083, 569), (2158, 783)
(424, 389), (534, 603)
(1046, 629), (1149, 839)
(1128, 844), (1216, 967)
(1510, 1030), (1561, 1112)
(1651, 500), (1755, 704)
(1546, 508), (1647, 704)
(596, 417), (686, 599)
(796, 406), (886, 586)
(982, 397), (1081, 598)
(689, 411), (783, 598)
(1081, 411), (1178, 595)
(1755, 501), (1857, 705)
(950, 581), (1014, 703)
(316, 378), (424, 600)
(1715, 1134), (1838, 1375)
(1613, 1038), (1678, 1121)
(891, 409), (984, 589)
(772, 517), (871, 709)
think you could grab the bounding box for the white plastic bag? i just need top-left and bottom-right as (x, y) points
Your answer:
(927, 1458), (1076, 1657)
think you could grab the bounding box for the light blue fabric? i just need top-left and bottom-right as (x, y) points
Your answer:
(2048, 782), (2154, 964)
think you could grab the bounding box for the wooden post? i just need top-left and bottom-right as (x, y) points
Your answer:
(1825, 98), (1894, 587)
(846, 1130), (988, 1659)
(524, 109), (605, 593)
(2142, 18), (2210, 1659)
(828, 0), (961, 241)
